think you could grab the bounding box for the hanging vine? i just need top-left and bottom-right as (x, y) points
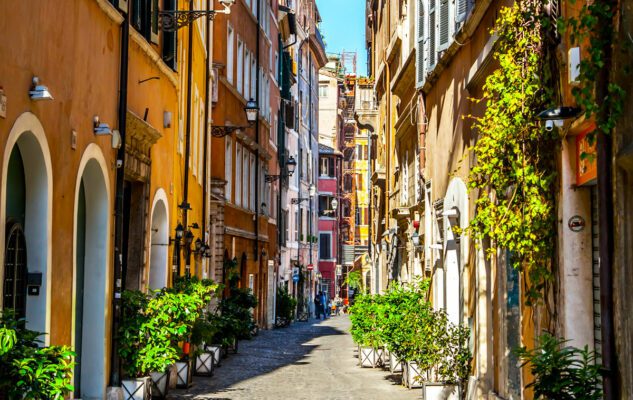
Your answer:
(468, 1), (557, 305)
(561, 0), (624, 136)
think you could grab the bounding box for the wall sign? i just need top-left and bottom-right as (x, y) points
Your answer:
(568, 215), (586, 233)
(576, 123), (598, 186)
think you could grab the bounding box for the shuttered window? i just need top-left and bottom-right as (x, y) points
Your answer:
(320, 233), (331, 259)
(416, 0), (426, 87)
(456, 0), (468, 25)
(428, 0), (436, 68)
(439, 0), (450, 49)
(162, 0), (177, 70)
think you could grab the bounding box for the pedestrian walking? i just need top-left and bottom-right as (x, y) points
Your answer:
(320, 291), (327, 319)
(314, 294), (322, 320)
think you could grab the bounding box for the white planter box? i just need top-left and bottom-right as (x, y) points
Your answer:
(205, 344), (222, 367)
(175, 361), (192, 388)
(121, 377), (150, 400)
(374, 347), (385, 367)
(360, 347), (378, 368)
(423, 383), (459, 400)
(389, 352), (403, 373)
(381, 347), (390, 368)
(195, 352), (215, 376)
(402, 361), (423, 388)
(150, 370), (170, 399)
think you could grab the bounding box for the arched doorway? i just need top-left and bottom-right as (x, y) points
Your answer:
(1, 113), (52, 342)
(149, 192), (169, 290)
(4, 222), (27, 319)
(73, 147), (110, 400)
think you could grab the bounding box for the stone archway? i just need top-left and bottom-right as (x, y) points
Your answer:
(73, 144), (111, 400)
(149, 189), (169, 290)
(1, 112), (53, 343)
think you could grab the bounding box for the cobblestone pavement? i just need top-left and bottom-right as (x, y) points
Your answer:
(167, 315), (419, 400)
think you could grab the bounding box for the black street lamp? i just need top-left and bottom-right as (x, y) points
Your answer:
(265, 156), (297, 182)
(211, 99), (260, 137)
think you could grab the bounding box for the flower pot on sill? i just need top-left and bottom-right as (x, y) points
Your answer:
(389, 352), (403, 373)
(402, 361), (423, 389)
(360, 347), (378, 368)
(205, 344), (223, 367)
(175, 360), (193, 389)
(422, 383), (460, 400)
(150, 369), (170, 399)
(121, 376), (151, 400)
(194, 351), (215, 377)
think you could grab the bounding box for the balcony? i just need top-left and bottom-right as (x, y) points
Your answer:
(309, 27), (328, 68)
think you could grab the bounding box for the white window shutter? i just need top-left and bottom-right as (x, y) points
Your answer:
(456, 0), (468, 25)
(416, 0), (426, 87)
(439, 0), (450, 49)
(428, 0), (436, 69)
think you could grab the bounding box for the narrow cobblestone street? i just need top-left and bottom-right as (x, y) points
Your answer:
(167, 315), (418, 400)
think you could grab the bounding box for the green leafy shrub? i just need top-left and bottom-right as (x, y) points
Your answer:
(118, 277), (219, 378)
(516, 333), (602, 400)
(0, 311), (75, 399)
(275, 285), (297, 323)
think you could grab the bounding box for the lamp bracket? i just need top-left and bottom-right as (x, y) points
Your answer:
(291, 198), (310, 205)
(159, 10), (218, 32)
(211, 125), (249, 138)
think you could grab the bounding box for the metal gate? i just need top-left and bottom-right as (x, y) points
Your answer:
(3, 222), (27, 319)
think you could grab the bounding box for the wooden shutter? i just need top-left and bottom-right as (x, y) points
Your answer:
(428, 0), (436, 68)
(439, 0), (450, 49)
(162, 0), (177, 70)
(151, 0), (159, 44)
(416, 0), (425, 87)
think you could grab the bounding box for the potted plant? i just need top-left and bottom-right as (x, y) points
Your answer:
(516, 332), (602, 400)
(275, 285), (297, 328)
(0, 310), (75, 399)
(350, 293), (383, 368)
(190, 315), (219, 377)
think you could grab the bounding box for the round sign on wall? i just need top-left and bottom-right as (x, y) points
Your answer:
(568, 215), (586, 233)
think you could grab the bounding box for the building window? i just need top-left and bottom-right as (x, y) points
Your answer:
(227, 24), (234, 84)
(319, 233), (331, 259)
(236, 144), (242, 207)
(243, 148), (249, 208)
(319, 84), (328, 97)
(162, 0), (177, 70)
(225, 137), (232, 202)
(250, 154), (256, 211)
(245, 50), (251, 100)
(237, 39), (244, 95)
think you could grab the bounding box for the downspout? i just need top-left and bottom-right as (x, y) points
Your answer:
(183, 0), (195, 277)
(254, 0), (261, 263)
(110, 0), (129, 387)
(202, 0), (211, 278)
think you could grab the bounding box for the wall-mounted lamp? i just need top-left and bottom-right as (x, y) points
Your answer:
(260, 202), (268, 215)
(29, 77), (53, 101)
(411, 231), (421, 247)
(195, 238), (203, 253)
(331, 198), (339, 212)
(93, 116), (112, 135)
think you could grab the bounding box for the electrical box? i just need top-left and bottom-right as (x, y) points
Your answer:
(27, 272), (42, 296)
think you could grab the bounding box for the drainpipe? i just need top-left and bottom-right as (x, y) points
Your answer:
(110, 0), (129, 387)
(593, 0), (618, 396)
(202, 0), (211, 279)
(254, 0), (261, 263)
(182, 0), (194, 277)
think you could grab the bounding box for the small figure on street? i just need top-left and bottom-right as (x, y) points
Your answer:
(320, 291), (327, 319)
(327, 299), (332, 317)
(315, 293), (322, 320)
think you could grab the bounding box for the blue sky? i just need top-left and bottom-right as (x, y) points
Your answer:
(315, 0), (368, 76)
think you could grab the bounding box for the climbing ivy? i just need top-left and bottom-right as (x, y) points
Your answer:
(560, 0), (624, 136)
(468, 1), (557, 305)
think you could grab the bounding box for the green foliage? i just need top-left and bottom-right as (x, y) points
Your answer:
(344, 271), (362, 291)
(220, 286), (258, 340)
(560, 0), (624, 136)
(118, 277), (219, 377)
(516, 333), (603, 399)
(350, 280), (472, 384)
(275, 285), (297, 322)
(469, 2), (557, 304)
(0, 311), (75, 399)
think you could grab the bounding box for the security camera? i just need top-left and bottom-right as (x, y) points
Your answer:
(116, 159), (123, 169)
(545, 120), (554, 131)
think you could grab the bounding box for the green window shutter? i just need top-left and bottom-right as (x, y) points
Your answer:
(161, 0), (177, 70)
